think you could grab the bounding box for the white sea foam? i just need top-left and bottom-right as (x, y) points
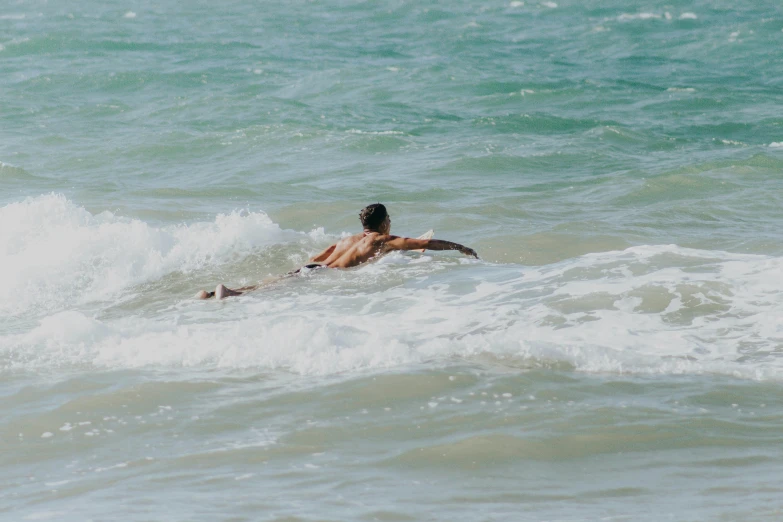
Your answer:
(3, 229), (783, 382)
(679, 13), (698, 20)
(123, 11), (136, 19)
(769, 142), (783, 148)
(0, 194), (298, 317)
(44, 480), (71, 487)
(94, 462), (128, 473)
(618, 13), (661, 21)
(667, 87), (696, 92)
(5, 37), (30, 47)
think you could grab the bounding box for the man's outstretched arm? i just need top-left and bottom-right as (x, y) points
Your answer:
(383, 237), (479, 258)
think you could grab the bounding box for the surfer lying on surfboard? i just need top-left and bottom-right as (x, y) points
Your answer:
(197, 203), (479, 299)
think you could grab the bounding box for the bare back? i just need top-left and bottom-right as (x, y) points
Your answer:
(317, 232), (388, 268)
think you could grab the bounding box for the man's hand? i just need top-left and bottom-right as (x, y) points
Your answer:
(460, 246), (479, 259)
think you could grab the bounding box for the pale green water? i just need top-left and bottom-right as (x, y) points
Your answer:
(2, 1), (783, 520)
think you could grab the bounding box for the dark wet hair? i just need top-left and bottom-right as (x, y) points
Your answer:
(359, 203), (388, 230)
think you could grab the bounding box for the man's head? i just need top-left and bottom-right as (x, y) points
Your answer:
(359, 203), (390, 232)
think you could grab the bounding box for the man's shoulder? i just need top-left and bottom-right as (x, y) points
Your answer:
(374, 233), (401, 242)
(338, 232), (365, 244)
(376, 234), (413, 250)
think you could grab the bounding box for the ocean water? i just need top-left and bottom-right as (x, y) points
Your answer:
(2, 0), (783, 520)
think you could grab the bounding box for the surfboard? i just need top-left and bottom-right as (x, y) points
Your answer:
(415, 229), (434, 253)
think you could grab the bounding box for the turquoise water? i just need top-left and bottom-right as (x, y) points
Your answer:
(3, 1), (783, 520)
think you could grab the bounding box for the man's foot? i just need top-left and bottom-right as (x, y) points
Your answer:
(196, 290), (215, 299)
(215, 284), (243, 300)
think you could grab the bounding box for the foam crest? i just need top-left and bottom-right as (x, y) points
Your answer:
(4, 245), (783, 381)
(0, 194), (294, 317)
(617, 13), (661, 21)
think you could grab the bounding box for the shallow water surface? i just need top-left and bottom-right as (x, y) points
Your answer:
(2, 0), (783, 520)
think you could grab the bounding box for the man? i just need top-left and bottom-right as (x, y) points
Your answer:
(198, 203), (478, 299)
